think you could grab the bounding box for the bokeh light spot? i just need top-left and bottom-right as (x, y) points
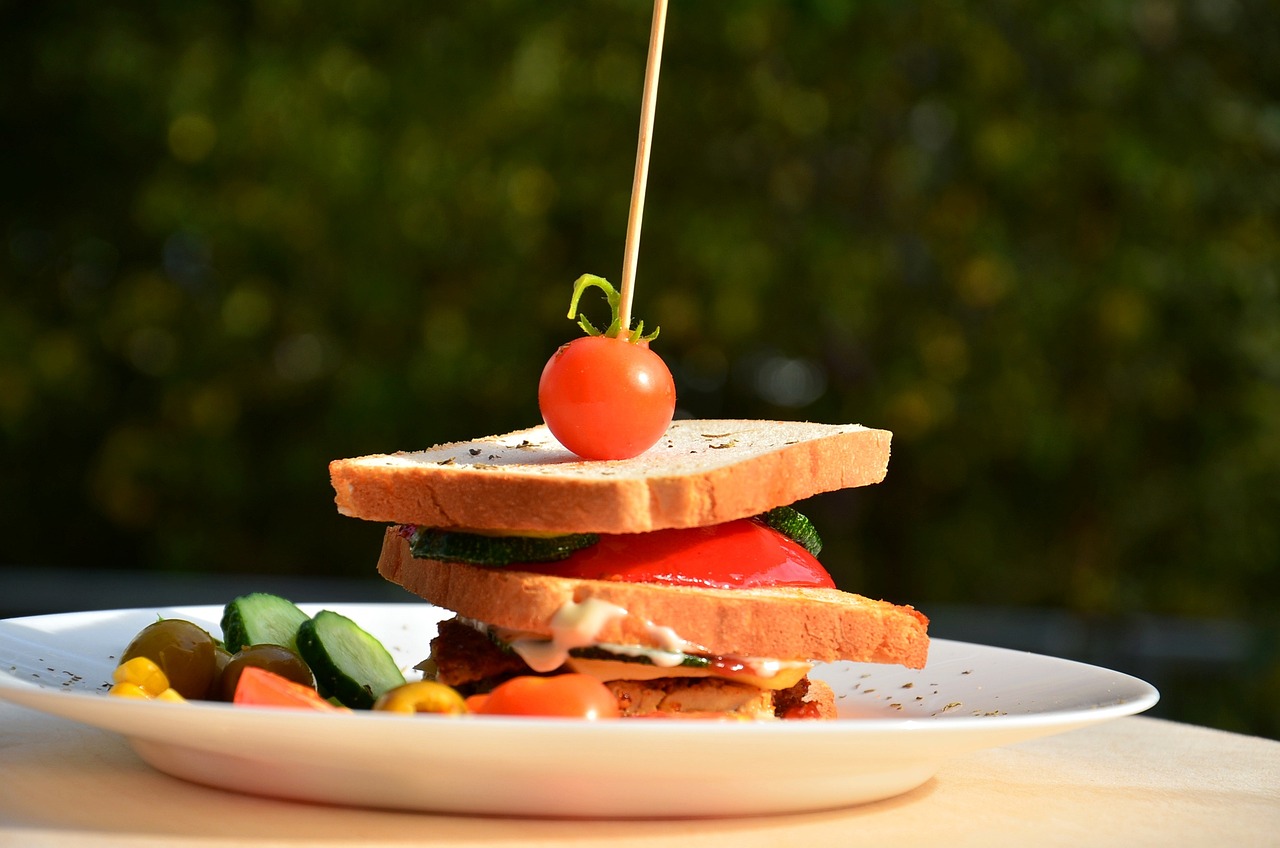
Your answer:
(168, 113), (218, 163)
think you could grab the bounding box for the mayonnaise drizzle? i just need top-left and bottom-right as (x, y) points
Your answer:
(507, 597), (629, 673)
(469, 600), (794, 678)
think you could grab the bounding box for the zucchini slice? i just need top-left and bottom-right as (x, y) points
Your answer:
(408, 527), (598, 566)
(296, 610), (406, 709)
(480, 627), (709, 670)
(568, 645), (710, 670)
(758, 506), (823, 557)
(220, 593), (310, 654)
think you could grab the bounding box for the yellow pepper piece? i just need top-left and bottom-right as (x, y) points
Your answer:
(154, 688), (187, 703)
(373, 681), (466, 715)
(112, 656), (172, 697)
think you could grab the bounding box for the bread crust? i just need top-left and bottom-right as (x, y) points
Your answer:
(331, 419), (891, 534)
(377, 529), (929, 669)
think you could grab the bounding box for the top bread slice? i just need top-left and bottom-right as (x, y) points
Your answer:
(377, 529), (929, 669)
(330, 419), (891, 534)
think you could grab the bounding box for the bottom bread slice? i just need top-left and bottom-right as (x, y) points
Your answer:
(608, 676), (836, 720)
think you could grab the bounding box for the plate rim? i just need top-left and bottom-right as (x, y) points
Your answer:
(0, 601), (1161, 816)
(0, 601), (1161, 737)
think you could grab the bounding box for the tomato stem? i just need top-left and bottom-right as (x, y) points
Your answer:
(566, 274), (659, 343)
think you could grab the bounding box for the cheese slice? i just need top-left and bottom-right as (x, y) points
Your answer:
(567, 656), (812, 691)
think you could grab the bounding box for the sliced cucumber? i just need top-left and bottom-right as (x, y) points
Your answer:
(408, 527), (598, 566)
(296, 610), (406, 709)
(220, 593), (310, 654)
(759, 506), (823, 557)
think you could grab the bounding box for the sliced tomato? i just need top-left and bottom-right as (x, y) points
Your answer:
(232, 666), (343, 711)
(516, 517), (835, 589)
(467, 674), (620, 719)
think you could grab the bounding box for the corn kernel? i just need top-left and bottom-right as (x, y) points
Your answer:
(108, 681), (151, 699)
(112, 656), (171, 697)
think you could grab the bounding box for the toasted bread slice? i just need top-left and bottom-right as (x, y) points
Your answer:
(377, 529), (929, 668)
(330, 419), (891, 535)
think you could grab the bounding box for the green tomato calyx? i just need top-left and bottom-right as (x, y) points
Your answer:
(566, 274), (660, 343)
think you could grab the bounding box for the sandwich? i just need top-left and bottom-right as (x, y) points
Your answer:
(329, 418), (929, 719)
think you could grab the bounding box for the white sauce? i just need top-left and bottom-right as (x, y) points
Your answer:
(471, 601), (804, 683)
(645, 623), (694, 655)
(591, 640), (687, 668)
(508, 597), (629, 672)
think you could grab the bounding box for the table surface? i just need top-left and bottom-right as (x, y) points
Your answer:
(1, 702), (1276, 848)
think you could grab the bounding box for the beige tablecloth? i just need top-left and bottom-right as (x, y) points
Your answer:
(0, 701), (1276, 847)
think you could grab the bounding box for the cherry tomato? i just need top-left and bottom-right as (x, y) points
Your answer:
(538, 335), (676, 460)
(466, 674), (620, 719)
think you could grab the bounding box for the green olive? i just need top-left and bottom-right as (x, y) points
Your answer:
(218, 644), (315, 701)
(373, 680), (467, 715)
(213, 645), (233, 675)
(121, 619), (219, 700)
(211, 645), (232, 693)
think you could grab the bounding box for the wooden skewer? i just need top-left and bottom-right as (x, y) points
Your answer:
(618, 0), (668, 336)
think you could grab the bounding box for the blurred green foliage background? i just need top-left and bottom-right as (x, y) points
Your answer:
(2, 1), (1277, 736)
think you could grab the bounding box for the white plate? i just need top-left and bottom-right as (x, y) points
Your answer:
(0, 603), (1158, 818)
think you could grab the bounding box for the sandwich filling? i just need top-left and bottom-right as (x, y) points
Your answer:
(426, 617), (830, 719)
(411, 512), (840, 718)
(401, 509), (833, 590)
(507, 518), (833, 590)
